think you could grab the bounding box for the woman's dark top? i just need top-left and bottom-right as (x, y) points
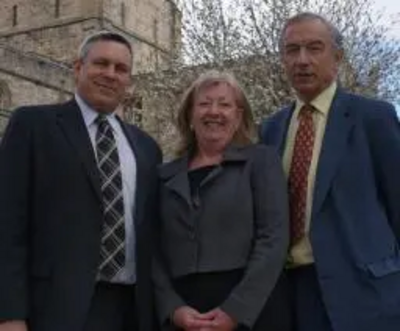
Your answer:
(188, 165), (216, 196)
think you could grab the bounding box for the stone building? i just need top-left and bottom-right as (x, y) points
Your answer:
(0, 0), (181, 136)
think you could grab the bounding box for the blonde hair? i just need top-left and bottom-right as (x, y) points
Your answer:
(176, 70), (255, 156)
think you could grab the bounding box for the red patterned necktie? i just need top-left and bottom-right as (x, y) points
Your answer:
(288, 104), (315, 245)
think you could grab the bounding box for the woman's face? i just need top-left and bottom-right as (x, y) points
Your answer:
(191, 82), (243, 151)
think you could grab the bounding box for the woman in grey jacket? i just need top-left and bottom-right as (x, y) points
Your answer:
(154, 71), (290, 331)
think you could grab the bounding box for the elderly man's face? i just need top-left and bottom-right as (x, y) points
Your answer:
(281, 19), (342, 102)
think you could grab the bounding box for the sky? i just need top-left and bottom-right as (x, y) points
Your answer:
(375, 0), (400, 114)
(373, 0), (400, 38)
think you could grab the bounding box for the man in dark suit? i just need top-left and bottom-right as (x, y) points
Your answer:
(0, 31), (161, 331)
(260, 12), (400, 331)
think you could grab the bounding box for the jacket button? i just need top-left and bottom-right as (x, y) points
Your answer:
(192, 195), (200, 208)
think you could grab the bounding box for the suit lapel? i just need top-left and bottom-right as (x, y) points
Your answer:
(312, 90), (354, 217)
(118, 120), (148, 226)
(274, 105), (294, 157)
(56, 100), (102, 203)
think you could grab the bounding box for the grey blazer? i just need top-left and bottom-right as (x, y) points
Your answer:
(154, 144), (289, 329)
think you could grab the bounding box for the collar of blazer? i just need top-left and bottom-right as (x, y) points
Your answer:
(158, 144), (252, 207)
(159, 144), (251, 180)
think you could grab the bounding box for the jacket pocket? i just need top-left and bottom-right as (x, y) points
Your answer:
(366, 256), (400, 278)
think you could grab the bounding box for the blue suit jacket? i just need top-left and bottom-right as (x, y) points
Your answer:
(260, 89), (400, 331)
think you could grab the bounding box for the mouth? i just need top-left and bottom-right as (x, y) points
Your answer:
(94, 82), (117, 94)
(294, 73), (314, 80)
(203, 120), (225, 128)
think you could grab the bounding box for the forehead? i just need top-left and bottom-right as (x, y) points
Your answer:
(196, 81), (236, 97)
(86, 40), (132, 61)
(283, 19), (332, 45)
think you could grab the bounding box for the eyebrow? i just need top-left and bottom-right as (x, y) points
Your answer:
(285, 39), (325, 47)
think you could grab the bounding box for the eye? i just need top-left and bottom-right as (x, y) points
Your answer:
(115, 64), (130, 74)
(220, 102), (232, 108)
(285, 45), (300, 56)
(93, 59), (109, 67)
(307, 42), (324, 53)
(197, 101), (211, 107)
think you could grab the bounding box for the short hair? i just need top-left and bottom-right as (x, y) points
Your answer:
(279, 12), (344, 53)
(77, 30), (133, 61)
(176, 70), (256, 156)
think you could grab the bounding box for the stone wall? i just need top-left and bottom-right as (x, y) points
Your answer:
(0, 1), (181, 71)
(0, 44), (73, 109)
(0, 0), (89, 31)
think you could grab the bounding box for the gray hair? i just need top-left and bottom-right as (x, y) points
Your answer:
(280, 12), (344, 53)
(77, 30), (132, 61)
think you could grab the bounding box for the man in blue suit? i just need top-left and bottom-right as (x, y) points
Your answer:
(260, 12), (400, 331)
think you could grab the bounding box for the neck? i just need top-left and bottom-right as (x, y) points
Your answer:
(191, 142), (225, 168)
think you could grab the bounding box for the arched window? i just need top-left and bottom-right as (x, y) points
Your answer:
(122, 94), (143, 127)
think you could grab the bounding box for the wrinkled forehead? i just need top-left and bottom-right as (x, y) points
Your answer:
(283, 19), (333, 45)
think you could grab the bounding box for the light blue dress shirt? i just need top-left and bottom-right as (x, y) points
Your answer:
(75, 93), (137, 284)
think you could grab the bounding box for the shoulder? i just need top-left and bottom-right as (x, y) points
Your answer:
(123, 122), (162, 160)
(237, 144), (282, 170)
(341, 91), (397, 121)
(259, 104), (293, 139)
(125, 122), (160, 147)
(261, 105), (292, 126)
(158, 155), (186, 180)
(7, 102), (65, 129)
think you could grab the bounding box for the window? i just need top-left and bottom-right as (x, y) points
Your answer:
(122, 95), (143, 127)
(0, 81), (12, 137)
(12, 5), (18, 26)
(55, 0), (60, 18)
(0, 81), (12, 110)
(120, 2), (126, 26)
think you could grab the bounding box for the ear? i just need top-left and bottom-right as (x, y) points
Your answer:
(235, 108), (244, 130)
(73, 58), (83, 81)
(335, 48), (344, 65)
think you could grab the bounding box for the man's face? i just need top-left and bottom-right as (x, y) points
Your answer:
(73, 40), (132, 113)
(281, 19), (342, 102)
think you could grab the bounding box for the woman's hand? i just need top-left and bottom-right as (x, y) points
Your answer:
(204, 308), (237, 331)
(172, 306), (216, 330)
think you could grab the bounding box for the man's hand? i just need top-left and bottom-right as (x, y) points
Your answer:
(172, 306), (217, 330)
(0, 321), (27, 331)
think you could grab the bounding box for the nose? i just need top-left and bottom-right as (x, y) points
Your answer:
(296, 47), (311, 65)
(103, 65), (117, 79)
(208, 102), (220, 115)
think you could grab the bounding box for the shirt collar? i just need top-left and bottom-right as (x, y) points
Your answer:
(295, 81), (337, 116)
(75, 92), (119, 132)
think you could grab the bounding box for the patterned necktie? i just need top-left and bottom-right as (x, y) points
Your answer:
(96, 115), (125, 280)
(288, 104), (315, 245)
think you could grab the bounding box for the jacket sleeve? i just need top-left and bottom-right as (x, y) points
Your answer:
(152, 177), (185, 327)
(152, 251), (186, 327)
(365, 102), (400, 239)
(0, 108), (33, 320)
(220, 145), (289, 328)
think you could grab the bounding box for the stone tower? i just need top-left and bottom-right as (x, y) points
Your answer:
(0, 0), (181, 73)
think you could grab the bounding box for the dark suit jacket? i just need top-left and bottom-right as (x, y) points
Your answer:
(0, 99), (162, 331)
(260, 89), (400, 331)
(154, 144), (289, 329)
